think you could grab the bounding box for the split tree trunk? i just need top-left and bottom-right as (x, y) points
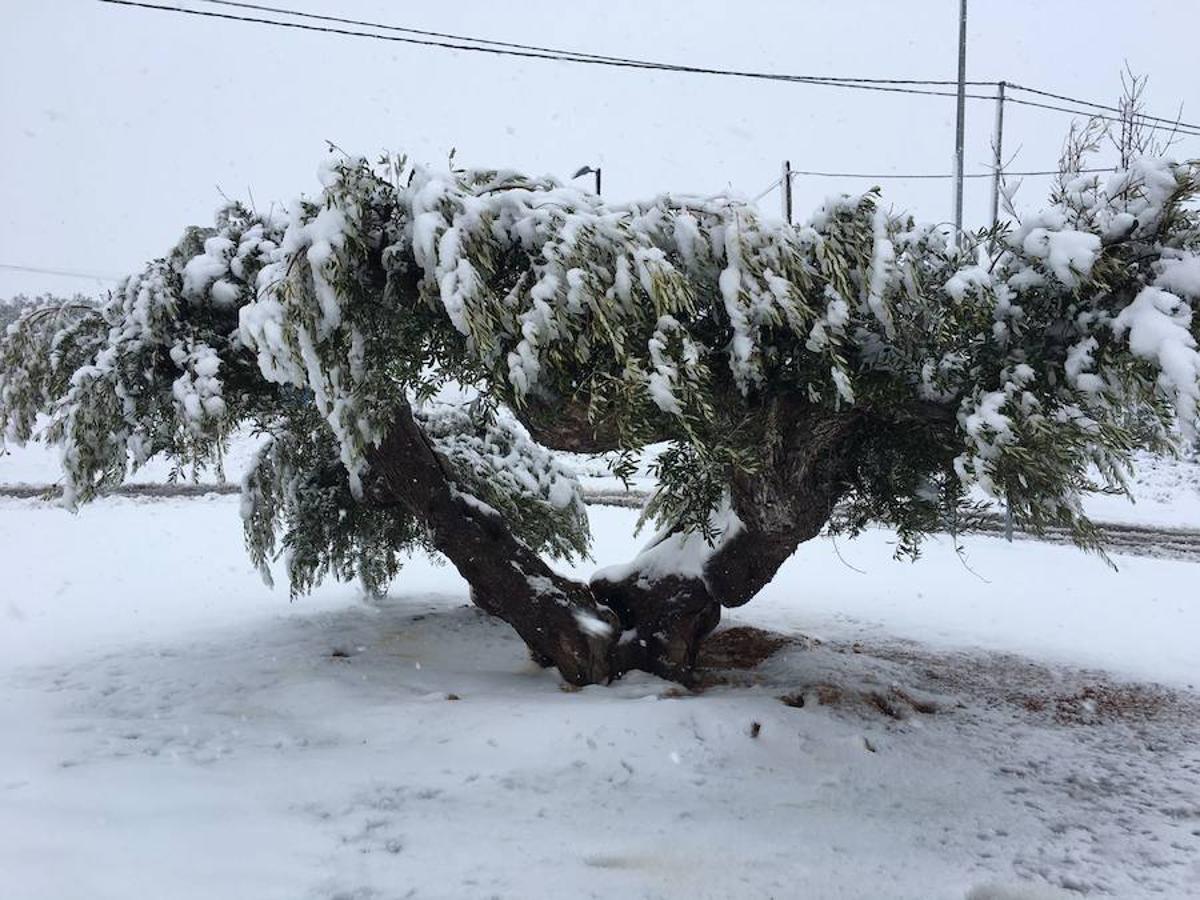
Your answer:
(366, 401), (863, 686)
(593, 405), (863, 680)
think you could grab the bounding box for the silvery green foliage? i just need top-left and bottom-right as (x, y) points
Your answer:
(237, 399), (586, 596)
(2, 147), (1198, 592)
(1, 207), (285, 505)
(941, 159), (1200, 548)
(240, 415), (432, 597)
(416, 401), (590, 561)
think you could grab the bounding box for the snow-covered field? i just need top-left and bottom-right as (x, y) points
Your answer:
(2, 493), (1199, 899)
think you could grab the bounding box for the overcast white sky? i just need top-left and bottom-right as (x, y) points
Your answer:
(3, 0), (1198, 299)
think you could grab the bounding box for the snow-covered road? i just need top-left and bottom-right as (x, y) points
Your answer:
(2, 496), (1199, 898)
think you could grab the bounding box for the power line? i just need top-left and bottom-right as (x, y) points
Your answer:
(191, 0), (990, 88)
(1003, 94), (1200, 138)
(0, 263), (121, 282)
(1007, 82), (1199, 132)
(100, 1), (1200, 139)
(169, 0), (1200, 131)
(98, 0), (1005, 101)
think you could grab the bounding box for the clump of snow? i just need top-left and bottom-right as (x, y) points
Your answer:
(1011, 212), (1101, 288)
(944, 264), (991, 302)
(449, 485), (502, 520)
(864, 205), (896, 334)
(573, 610), (614, 638)
(301, 206), (348, 338)
(1155, 253), (1200, 300)
(1112, 287), (1200, 436)
(956, 389), (1016, 495)
(805, 288), (850, 352)
(645, 315), (702, 415)
(830, 366), (855, 404)
(169, 341), (226, 429)
(1063, 337), (1105, 395)
(591, 497), (743, 587)
(420, 402), (585, 516)
(182, 235), (235, 300)
(1058, 157), (1184, 242)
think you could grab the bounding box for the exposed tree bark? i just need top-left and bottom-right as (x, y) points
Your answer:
(712, 406), (864, 607)
(592, 572), (721, 683)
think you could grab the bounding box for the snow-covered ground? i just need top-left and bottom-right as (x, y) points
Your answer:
(1075, 448), (1200, 528)
(2, 494), (1199, 899)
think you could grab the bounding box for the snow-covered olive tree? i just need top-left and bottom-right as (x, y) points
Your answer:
(2, 150), (1198, 685)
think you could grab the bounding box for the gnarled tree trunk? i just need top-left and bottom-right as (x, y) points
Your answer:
(367, 401), (864, 686)
(366, 402), (618, 685)
(594, 404), (864, 680)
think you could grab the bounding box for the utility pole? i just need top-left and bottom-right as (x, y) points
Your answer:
(987, 79), (1015, 542)
(989, 80), (1007, 232)
(781, 159), (793, 223)
(953, 0), (967, 241)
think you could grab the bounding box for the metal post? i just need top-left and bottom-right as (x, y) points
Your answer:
(989, 80), (1007, 231)
(595, 167), (602, 196)
(781, 159), (793, 223)
(953, 0), (967, 241)
(990, 79), (1014, 543)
